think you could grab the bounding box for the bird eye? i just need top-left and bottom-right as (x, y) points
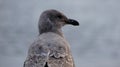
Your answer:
(57, 15), (62, 19)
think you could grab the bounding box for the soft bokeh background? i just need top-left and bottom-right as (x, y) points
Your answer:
(0, 0), (120, 67)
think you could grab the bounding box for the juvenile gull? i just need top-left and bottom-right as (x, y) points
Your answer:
(24, 9), (79, 67)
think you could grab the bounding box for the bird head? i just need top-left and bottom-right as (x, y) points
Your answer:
(38, 9), (79, 34)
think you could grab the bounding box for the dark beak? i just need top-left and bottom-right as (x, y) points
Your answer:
(66, 19), (79, 26)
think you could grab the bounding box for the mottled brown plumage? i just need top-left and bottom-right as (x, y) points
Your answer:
(24, 9), (79, 67)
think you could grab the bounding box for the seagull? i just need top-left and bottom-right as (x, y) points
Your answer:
(24, 9), (79, 67)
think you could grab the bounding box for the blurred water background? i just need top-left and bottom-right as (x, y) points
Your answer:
(0, 0), (120, 67)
